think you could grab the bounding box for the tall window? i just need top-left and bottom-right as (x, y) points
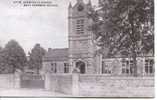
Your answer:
(64, 63), (69, 73)
(102, 61), (111, 74)
(51, 63), (57, 73)
(145, 59), (154, 75)
(76, 19), (84, 34)
(121, 59), (134, 75)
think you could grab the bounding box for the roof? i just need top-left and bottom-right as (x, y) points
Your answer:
(102, 50), (154, 59)
(43, 48), (69, 62)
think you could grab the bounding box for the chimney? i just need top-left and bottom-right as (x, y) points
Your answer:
(48, 48), (52, 52)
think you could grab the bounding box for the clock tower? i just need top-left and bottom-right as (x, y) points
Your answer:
(68, 0), (96, 74)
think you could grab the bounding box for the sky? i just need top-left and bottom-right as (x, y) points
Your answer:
(0, 0), (98, 54)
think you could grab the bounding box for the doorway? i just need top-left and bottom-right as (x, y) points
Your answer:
(76, 61), (86, 74)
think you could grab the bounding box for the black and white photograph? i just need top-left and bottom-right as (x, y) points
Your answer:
(0, 0), (154, 98)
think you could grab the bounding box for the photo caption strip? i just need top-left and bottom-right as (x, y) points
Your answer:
(13, 0), (58, 7)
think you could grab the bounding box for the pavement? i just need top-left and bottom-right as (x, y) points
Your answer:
(0, 88), (71, 97)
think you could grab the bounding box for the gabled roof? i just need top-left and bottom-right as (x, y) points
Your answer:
(43, 48), (69, 62)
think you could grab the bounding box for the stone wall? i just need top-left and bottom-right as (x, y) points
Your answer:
(1, 73), (154, 97)
(78, 74), (154, 97)
(45, 74), (72, 95)
(45, 74), (154, 97)
(0, 73), (21, 89)
(0, 74), (15, 89)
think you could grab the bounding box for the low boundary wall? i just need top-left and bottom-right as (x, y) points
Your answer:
(45, 74), (154, 97)
(0, 73), (20, 89)
(0, 73), (154, 97)
(45, 74), (72, 95)
(78, 75), (154, 97)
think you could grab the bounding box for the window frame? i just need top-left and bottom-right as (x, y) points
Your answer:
(145, 59), (154, 75)
(64, 63), (69, 73)
(121, 59), (134, 76)
(51, 62), (57, 73)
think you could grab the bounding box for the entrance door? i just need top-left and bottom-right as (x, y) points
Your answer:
(76, 61), (86, 74)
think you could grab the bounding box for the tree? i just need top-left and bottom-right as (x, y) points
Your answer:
(0, 46), (3, 73)
(0, 40), (27, 73)
(28, 44), (46, 74)
(89, 0), (154, 76)
(0, 46), (2, 51)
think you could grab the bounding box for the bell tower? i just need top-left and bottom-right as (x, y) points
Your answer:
(68, 0), (96, 74)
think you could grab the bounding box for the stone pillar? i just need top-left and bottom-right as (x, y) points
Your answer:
(45, 73), (51, 91)
(72, 73), (79, 97)
(99, 54), (103, 74)
(142, 57), (146, 76)
(14, 72), (21, 89)
(137, 57), (143, 76)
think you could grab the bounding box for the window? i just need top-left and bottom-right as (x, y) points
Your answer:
(102, 61), (111, 74)
(145, 59), (154, 75)
(64, 63), (69, 73)
(51, 63), (57, 73)
(76, 19), (84, 34)
(121, 59), (134, 75)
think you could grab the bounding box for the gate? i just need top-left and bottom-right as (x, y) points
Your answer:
(20, 74), (45, 89)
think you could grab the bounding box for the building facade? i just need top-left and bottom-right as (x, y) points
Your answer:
(42, 0), (154, 76)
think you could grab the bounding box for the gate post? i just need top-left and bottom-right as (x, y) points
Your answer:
(14, 72), (21, 89)
(45, 73), (51, 90)
(72, 73), (79, 96)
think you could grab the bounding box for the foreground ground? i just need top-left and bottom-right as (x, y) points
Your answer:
(0, 88), (71, 97)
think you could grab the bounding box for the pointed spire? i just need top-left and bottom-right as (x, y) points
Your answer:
(69, 2), (72, 8)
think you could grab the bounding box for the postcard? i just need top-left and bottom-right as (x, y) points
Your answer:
(0, 0), (154, 98)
